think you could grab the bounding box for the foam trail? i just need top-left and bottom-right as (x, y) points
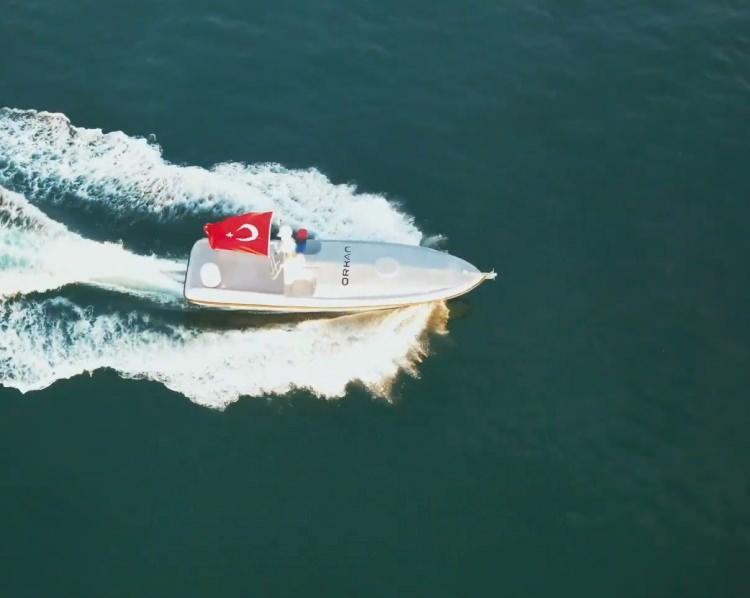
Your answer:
(0, 298), (449, 408)
(0, 186), (184, 301)
(0, 108), (422, 244)
(0, 108), (452, 406)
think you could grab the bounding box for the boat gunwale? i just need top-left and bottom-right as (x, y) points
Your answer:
(184, 273), (492, 313)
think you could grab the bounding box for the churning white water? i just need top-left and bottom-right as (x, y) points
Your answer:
(0, 109), (448, 408)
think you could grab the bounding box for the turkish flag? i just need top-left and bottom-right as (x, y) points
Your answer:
(203, 211), (274, 256)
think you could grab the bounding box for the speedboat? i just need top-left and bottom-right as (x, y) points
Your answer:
(183, 235), (495, 314)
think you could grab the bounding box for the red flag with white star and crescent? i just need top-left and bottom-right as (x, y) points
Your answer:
(203, 211), (274, 256)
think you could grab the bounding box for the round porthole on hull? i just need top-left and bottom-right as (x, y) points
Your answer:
(200, 262), (222, 287)
(375, 257), (399, 278)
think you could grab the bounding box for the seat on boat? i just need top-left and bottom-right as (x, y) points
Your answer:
(282, 254), (317, 297)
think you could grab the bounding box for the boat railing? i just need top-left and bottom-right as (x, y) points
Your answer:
(269, 245), (285, 279)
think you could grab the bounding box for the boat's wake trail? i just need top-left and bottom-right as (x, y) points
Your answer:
(0, 186), (184, 302)
(0, 107), (422, 243)
(0, 297), (447, 408)
(0, 108), (448, 408)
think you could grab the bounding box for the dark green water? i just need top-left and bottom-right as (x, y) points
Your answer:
(1, 1), (749, 596)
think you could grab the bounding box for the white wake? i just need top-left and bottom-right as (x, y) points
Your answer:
(0, 108), (449, 407)
(0, 107), (422, 244)
(0, 298), (448, 408)
(0, 186), (183, 301)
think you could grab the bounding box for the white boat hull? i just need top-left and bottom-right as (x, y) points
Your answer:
(183, 239), (493, 313)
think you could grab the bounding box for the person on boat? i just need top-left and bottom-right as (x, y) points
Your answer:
(295, 228), (309, 254)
